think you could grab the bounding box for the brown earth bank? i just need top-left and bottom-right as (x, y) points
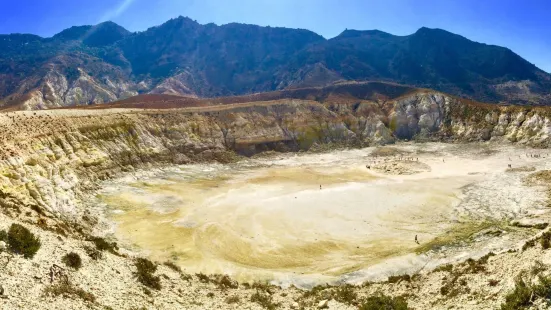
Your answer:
(1, 87), (551, 309)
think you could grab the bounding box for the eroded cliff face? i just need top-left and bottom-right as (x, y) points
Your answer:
(1, 92), (551, 219)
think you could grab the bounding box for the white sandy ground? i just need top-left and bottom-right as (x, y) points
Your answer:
(94, 142), (551, 288)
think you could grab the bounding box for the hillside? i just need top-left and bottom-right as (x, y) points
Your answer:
(2, 87), (551, 308)
(0, 17), (550, 110)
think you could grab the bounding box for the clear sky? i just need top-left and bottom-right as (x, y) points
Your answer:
(1, 0), (550, 72)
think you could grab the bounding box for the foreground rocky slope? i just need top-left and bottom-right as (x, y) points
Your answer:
(2, 90), (551, 309)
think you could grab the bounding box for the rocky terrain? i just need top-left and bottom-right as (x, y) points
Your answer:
(1, 17), (550, 110)
(0, 84), (551, 309)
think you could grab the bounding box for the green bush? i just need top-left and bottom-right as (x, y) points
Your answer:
(43, 282), (95, 303)
(0, 230), (7, 242)
(163, 261), (182, 273)
(250, 290), (277, 310)
(90, 237), (118, 254)
(540, 232), (551, 249)
(62, 252), (82, 270)
(225, 295), (240, 304)
(83, 245), (102, 260)
(388, 274), (411, 283)
(501, 276), (551, 310)
(213, 274), (238, 290)
(7, 224), (41, 258)
(433, 264), (453, 273)
(196, 273), (210, 283)
(135, 258), (161, 290)
(360, 295), (409, 310)
(333, 285), (358, 305)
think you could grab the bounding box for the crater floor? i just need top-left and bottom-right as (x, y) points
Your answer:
(95, 143), (551, 287)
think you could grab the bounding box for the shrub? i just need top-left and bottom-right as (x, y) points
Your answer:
(84, 245), (102, 260)
(250, 291), (277, 310)
(388, 274), (411, 283)
(213, 274), (238, 290)
(540, 232), (551, 249)
(302, 284), (328, 299)
(0, 230), (7, 242)
(44, 282), (96, 303)
(522, 239), (536, 251)
(196, 273), (210, 283)
(360, 295), (409, 310)
(163, 261), (182, 273)
(90, 237), (118, 254)
(135, 258), (161, 290)
(433, 264), (453, 273)
(501, 276), (551, 310)
(7, 224), (41, 258)
(333, 285), (358, 305)
(225, 295), (240, 304)
(62, 252), (82, 270)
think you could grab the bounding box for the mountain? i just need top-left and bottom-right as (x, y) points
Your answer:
(279, 27), (551, 104)
(0, 16), (549, 110)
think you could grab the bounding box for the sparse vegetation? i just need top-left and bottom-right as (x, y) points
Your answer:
(388, 274), (411, 283)
(83, 245), (102, 260)
(90, 236), (118, 254)
(465, 252), (494, 273)
(213, 274), (238, 290)
(302, 284), (329, 299)
(433, 264), (453, 273)
(522, 239), (536, 251)
(62, 252), (82, 270)
(44, 281), (96, 303)
(333, 285), (358, 305)
(134, 258), (161, 290)
(196, 273), (210, 283)
(163, 261), (182, 273)
(501, 276), (551, 310)
(359, 294), (409, 310)
(7, 223), (41, 258)
(225, 295), (240, 304)
(192, 273), (238, 289)
(250, 290), (278, 310)
(540, 231), (551, 249)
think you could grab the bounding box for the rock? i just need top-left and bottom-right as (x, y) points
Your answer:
(0, 284), (4, 295)
(0, 241), (6, 251)
(173, 154), (190, 164)
(318, 299), (328, 309)
(291, 301), (299, 309)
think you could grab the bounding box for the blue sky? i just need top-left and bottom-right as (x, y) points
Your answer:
(1, 0), (550, 72)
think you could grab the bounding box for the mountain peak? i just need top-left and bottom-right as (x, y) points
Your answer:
(52, 21), (130, 47)
(336, 29), (393, 39)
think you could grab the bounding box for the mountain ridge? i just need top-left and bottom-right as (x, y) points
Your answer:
(0, 16), (549, 110)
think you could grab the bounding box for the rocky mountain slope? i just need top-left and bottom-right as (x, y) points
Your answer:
(1, 17), (550, 110)
(3, 84), (551, 225)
